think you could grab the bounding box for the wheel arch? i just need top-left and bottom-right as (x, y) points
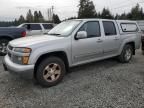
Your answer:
(125, 41), (135, 55)
(34, 51), (69, 78)
(120, 41), (135, 55)
(0, 36), (13, 41)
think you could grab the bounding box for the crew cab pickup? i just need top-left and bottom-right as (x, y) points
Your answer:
(3, 19), (141, 87)
(0, 27), (26, 55)
(18, 23), (55, 36)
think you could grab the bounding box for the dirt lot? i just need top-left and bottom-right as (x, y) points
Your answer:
(0, 50), (144, 108)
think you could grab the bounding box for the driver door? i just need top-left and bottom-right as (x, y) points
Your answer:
(72, 21), (103, 64)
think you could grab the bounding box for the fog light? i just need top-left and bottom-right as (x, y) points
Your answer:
(22, 56), (29, 64)
(18, 57), (22, 61)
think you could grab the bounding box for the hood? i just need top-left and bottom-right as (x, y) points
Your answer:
(9, 35), (64, 47)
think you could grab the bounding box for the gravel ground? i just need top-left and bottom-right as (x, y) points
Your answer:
(0, 50), (144, 108)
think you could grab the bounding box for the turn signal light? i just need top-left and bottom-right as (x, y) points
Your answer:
(22, 56), (29, 64)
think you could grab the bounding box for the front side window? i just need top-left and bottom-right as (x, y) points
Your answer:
(48, 20), (81, 36)
(79, 21), (101, 38)
(103, 21), (117, 36)
(21, 24), (30, 30)
(30, 24), (42, 30)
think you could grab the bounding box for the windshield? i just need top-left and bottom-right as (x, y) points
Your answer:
(48, 20), (81, 36)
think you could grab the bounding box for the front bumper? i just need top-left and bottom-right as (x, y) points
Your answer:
(3, 55), (34, 79)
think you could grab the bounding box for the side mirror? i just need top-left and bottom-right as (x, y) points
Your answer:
(75, 31), (87, 40)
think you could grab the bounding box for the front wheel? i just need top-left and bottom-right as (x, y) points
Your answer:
(142, 50), (144, 55)
(36, 56), (66, 87)
(0, 39), (9, 56)
(118, 45), (133, 63)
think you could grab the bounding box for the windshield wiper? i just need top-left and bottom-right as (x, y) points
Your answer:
(48, 33), (61, 36)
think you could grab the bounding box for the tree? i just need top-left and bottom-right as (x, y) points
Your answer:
(97, 12), (101, 18)
(101, 8), (113, 19)
(119, 13), (128, 20)
(34, 11), (39, 22)
(128, 4), (143, 20)
(115, 14), (120, 20)
(53, 14), (61, 24)
(18, 15), (25, 24)
(78, 0), (96, 18)
(38, 11), (44, 22)
(26, 9), (33, 22)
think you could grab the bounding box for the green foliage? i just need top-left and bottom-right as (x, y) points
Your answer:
(100, 8), (114, 19)
(0, 9), (61, 27)
(77, 1), (144, 20)
(34, 11), (39, 22)
(127, 4), (144, 20)
(38, 11), (44, 22)
(0, 3), (144, 27)
(18, 15), (25, 24)
(78, 0), (96, 18)
(53, 14), (61, 24)
(26, 9), (33, 23)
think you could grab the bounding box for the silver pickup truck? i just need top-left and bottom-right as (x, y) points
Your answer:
(3, 19), (141, 87)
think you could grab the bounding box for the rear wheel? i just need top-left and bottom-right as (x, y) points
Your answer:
(36, 56), (66, 87)
(0, 39), (9, 56)
(118, 44), (133, 63)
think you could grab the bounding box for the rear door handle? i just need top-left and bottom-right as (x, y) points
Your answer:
(97, 39), (103, 43)
(114, 37), (119, 40)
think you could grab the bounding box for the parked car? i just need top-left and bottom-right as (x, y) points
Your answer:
(3, 19), (141, 87)
(18, 23), (55, 36)
(0, 27), (26, 55)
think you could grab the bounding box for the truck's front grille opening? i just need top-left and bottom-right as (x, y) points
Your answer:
(8, 45), (13, 51)
(8, 52), (11, 58)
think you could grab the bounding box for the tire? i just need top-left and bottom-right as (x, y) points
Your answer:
(118, 44), (133, 63)
(0, 39), (9, 56)
(36, 56), (66, 87)
(142, 50), (144, 55)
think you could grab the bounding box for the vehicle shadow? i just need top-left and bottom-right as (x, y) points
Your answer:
(69, 58), (120, 74)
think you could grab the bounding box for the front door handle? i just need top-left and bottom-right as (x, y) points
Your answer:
(114, 37), (119, 40)
(97, 39), (103, 43)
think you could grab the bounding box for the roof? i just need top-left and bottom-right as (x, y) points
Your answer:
(71, 18), (137, 22)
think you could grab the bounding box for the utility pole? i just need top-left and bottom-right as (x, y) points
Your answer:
(52, 6), (54, 23)
(47, 6), (54, 22)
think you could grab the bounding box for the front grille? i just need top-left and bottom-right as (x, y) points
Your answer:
(8, 45), (13, 51)
(8, 52), (11, 58)
(7, 45), (23, 65)
(7, 45), (13, 61)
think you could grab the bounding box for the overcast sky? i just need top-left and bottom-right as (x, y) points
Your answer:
(0, 0), (143, 21)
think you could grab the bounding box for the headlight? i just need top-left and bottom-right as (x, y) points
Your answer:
(13, 47), (32, 65)
(14, 47), (31, 53)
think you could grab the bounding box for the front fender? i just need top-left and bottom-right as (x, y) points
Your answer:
(28, 43), (72, 66)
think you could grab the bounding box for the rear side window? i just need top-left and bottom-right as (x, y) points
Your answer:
(121, 23), (138, 32)
(30, 24), (42, 30)
(79, 21), (101, 38)
(43, 24), (54, 29)
(103, 21), (117, 36)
